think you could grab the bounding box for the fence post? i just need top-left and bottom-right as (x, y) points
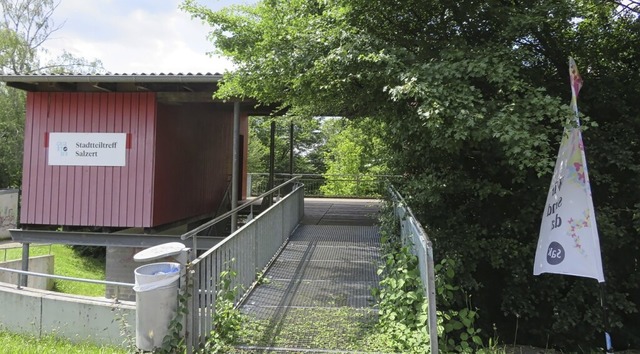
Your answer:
(426, 242), (438, 353)
(186, 266), (196, 354)
(19, 243), (29, 287)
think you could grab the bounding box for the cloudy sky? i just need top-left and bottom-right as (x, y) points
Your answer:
(41, 0), (250, 74)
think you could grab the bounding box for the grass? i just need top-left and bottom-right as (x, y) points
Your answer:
(238, 307), (394, 352)
(1, 244), (106, 297)
(0, 329), (127, 354)
(1, 245), (128, 352)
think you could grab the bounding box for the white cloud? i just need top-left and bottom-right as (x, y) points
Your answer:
(42, 0), (240, 74)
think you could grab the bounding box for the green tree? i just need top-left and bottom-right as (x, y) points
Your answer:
(0, 0), (104, 188)
(181, 0), (391, 116)
(247, 118), (269, 174)
(0, 0), (62, 74)
(0, 85), (23, 187)
(1, 0), (105, 75)
(183, 0), (640, 349)
(45, 50), (104, 74)
(320, 117), (388, 196)
(247, 115), (324, 174)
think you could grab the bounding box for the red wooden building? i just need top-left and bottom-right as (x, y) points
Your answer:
(2, 74), (269, 231)
(0, 73), (278, 300)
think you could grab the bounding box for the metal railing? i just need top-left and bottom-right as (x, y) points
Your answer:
(388, 185), (438, 353)
(181, 176), (300, 246)
(248, 173), (401, 198)
(183, 178), (304, 352)
(0, 266), (134, 301)
(1, 243), (52, 262)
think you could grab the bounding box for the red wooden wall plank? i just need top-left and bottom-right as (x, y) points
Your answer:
(120, 93), (132, 227)
(57, 93), (70, 223)
(65, 93), (77, 225)
(95, 94), (107, 226)
(134, 95), (145, 226)
(142, 95), (156, 227)
(86, 94), (98, 226)
(127, 94), (138, 227)
(108, 95), (127, 225)
(103, 94), (114, 226)
(79, 95), (92, 225)
(49, 92), (63, 224)
(72, 94), (85, 225)
(37, 93), (52, 224)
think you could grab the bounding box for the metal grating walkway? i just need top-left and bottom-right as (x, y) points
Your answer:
(237, 199), (382, 353)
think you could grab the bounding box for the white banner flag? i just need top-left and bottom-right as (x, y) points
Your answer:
(533, 58), (605, 283)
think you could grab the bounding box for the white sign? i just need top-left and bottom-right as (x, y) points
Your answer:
(533, 128), (604, 282)
(0, 189), (19, 239)
(48, 133), (127, 166)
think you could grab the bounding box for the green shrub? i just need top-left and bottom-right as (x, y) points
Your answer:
(71, 245), (106, 259)
(375, 201), (486, 352)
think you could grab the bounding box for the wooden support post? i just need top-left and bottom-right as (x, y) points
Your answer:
(231, 102), (240, 233)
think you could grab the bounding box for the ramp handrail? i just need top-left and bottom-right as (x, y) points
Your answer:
(181, 176), (300, 242)
(0, 266), (133, 301)
(184, 178), (304, 352)
(388, 185), (438, 353)
(248, 173), (402, 198)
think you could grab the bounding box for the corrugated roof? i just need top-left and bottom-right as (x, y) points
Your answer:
(0, 72), (281, 114)
(0, 71), (222, 76)
(0, 72), (224, 93)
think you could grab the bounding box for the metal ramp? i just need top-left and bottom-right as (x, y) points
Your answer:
(237, 198), (382, 353)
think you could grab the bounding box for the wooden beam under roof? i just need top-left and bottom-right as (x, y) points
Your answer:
(157, 92), (217, 103)
(46, 82), (77, 91)
(6, 81), (38, 91)
(91, 82), (117, 92)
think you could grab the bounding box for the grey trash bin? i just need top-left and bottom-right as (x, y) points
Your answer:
(133, 262), (181, 352)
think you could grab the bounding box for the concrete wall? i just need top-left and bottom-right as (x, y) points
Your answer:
(105, 246), (142, 301)
(0, 189), (19, 240)
(0, 255), (55, 290)
(0, 281), (135, 347)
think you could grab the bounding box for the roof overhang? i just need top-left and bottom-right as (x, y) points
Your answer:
(0, 73), (223, 92)
(0, 73), (280, 115)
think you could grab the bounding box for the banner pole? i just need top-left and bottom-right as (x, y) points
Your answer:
(600, 282), (614, 353)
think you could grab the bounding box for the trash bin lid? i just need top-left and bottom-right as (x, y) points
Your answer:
(134, 242), (186, 262)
